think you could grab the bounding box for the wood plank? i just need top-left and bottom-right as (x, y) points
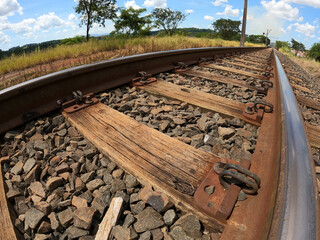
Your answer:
(95, 197), (123, 240)
(200, 63), (264, 79)
(223, 61), (265, 72)
(291, 83), (312, 94)
(64, 103), (224, 231)
(139, 80), (260, 126)
(306, 124), (320, 149)
(296, 95), (320, 111)
(178, 69), (257, 91)
(288, 75), (303, 83)
(0, 157), (18, 240)
(232, 57), (266, 67)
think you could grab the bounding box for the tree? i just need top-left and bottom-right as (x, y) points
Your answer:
(212, 18), (241, 40)
(112, 7), (151, 36)
(151, 8), (187, 36)
(75, 0), (117, 42)
(291, 38), (305, 53)
(247, 35), (270, 45)
(309, 43), (320, 61)
(275, 40), (290, 50)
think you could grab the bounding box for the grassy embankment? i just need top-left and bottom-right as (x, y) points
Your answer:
(279, 48), (320, 80)
(0, 36), (262, 90)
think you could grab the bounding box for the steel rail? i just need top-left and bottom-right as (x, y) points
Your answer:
(0, 47), (263, 135)
(272, 51), (320, 240)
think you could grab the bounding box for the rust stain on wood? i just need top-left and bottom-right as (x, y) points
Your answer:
(139, 80), (260, 126)
(64, 103), (225, 231)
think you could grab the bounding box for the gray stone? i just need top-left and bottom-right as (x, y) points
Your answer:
(52, 115), (65, 126)
(112, 225), (139, 240)
(86, 179), (105, 191)
(159, 121), (170, 132)
(28, 181), (46, 198)
(34, 234), (52, 240)
(57, 129), (67, 137)
(139, 231), (151, 240)
(110, 179), (126, 193)
(173, 118), (186, 125)
(218, 127), (235, 140)
(4, 131), (20, 141)
(131, 201), (145, 215)
(112, 169), (124, 179)
(34, 140), (49, 151)
(123, 213), (135, 228)
(24, 208), (45, 230)
(171, 214), (202, 239)
(23, 158), (36, 174)
(164, 209), (176, 226)
(91, 197), (107, 216)
(73, 207), (96, 230)
(55, 162), (69, 174)
(35, 201), (52, 215)
(46, 177), (63, 191)
(48, 212), (60, 231)
(81, 171), (95, 183)
(66, 226), (89, 239)
(11, 160), (24, 175)
(130, 193), (140, 204)
(169, 226), (193, 240)
(125, 174), (138, 188)
(133, 207), (164, 233)
(37, 221), (52, 234)
(58, 207), (73, 228)
(151, 228), (164, 240)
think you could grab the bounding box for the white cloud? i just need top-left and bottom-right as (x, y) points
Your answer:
(185, 9), (194, 14)
(10, 18), (36, 33)
(34, 12), (65, 31)
(212, 0), (228, 7)
(240, 14), (254, 21)
(283, 0), (320, 8)
(313, 18), (318, 24)
(246, 6), (286, 38)
(23, 32), (34, 39)
(280, 27), (286, 33)
(217, 5), (239, 17)
(261, 0), (302, 22)
(204, 15), (214, 21)
(125, 1), (141, 9)
(0, 31), (9, 44)
(143, 0), (167, 8)
(288, 22), (316, 37)
(68, 13), (77, 21)
(0, 0), (22, 17)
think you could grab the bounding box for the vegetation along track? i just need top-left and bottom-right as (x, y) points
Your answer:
(0, 47), (319, 240)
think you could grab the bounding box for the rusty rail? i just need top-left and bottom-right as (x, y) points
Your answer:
(0, 47), (319, 239)
(0, 47), (262, 134)
(269, 51), (320, 240)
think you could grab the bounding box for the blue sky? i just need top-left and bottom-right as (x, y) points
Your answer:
(0, 0), (319, 50)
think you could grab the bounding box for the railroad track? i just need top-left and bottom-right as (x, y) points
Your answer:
(0, 47), (319, 240)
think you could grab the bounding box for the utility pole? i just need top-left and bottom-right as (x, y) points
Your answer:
(264, 29), (271, 47)
(240, 0), (248, 47)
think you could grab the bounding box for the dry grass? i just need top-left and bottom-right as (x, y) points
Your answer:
(0, 36), (263, 90)
(290, 57), (320, 80)
(279, 48), (320, 81)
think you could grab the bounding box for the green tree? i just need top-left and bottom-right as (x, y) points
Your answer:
(275, 40), (290, 49)
(151, 8), (187, 36)
(309, 43), (320, 61)
(75, 0), (117, 42)
(291, 38), (306, 53)
(112, 7), (151, 36)
(212, 18), (241, 40)
(247, 35), (270, 44)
